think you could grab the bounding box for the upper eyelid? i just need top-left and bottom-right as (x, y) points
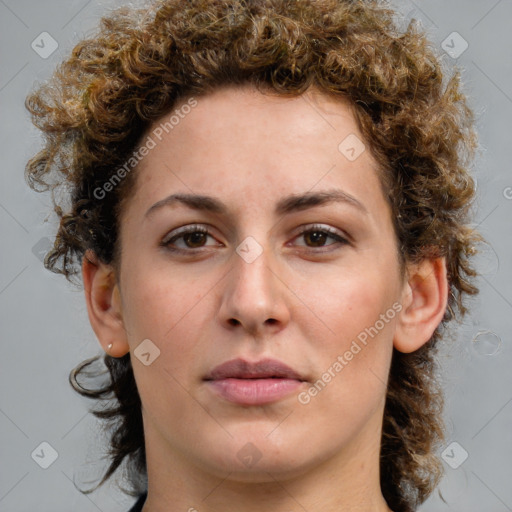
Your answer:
(291, 225), (350, 246)
(161, 224), (216, 243)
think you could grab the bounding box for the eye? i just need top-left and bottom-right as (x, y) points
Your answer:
(160, 223), (349, 255)
(161, 224), (221, 253)
(292, 224), (349, 250)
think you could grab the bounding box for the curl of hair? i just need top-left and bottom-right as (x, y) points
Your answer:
(25, 1), (481, 510)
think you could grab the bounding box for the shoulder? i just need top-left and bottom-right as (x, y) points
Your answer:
(127, 492), (147, 512)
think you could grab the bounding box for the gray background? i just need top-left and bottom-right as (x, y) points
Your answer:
(1, 0), (511, 511)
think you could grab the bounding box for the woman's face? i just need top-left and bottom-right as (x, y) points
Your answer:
(114, 85), (407, 480)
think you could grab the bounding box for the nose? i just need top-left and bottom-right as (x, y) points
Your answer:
(217, 243), (291, 337)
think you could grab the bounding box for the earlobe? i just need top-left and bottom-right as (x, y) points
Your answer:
(393, 257), (448, 354)
(82, 250), (130, 358)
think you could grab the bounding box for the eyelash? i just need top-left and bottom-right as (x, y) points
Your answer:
(160, 223), (349, 255)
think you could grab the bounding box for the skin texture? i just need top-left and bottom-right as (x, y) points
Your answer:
(82, 85), (448, 512)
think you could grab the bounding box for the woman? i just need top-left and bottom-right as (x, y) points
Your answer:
(25, 0), (480, 511)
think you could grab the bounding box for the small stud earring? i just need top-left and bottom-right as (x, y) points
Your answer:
(107, 343), (113, 352)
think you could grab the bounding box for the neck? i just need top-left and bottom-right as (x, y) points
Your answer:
(140, 409), (394, 512)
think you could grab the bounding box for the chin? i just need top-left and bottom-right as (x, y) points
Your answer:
(194, 431), (326, 483)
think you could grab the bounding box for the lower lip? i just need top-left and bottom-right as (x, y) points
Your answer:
(206, 378), (303, 405)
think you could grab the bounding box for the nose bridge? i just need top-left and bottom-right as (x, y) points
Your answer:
(219, 235), (289, 334)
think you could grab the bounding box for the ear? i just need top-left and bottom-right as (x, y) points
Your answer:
(394, 257), (448, 354)
(82, 250), (130, 358)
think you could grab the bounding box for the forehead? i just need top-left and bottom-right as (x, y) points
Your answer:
(123, 84), (388, 222)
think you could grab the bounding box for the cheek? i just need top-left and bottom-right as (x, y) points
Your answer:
(121, 266), (213, 388)
(297, 263), (399, 344)
(123, 272), (208, 425)
(296, 285), (395, 445)
(121, 264), (202, 341)
(294, 259), (399, 411)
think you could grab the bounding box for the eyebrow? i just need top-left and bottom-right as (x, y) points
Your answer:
(144, 189), (368, 219)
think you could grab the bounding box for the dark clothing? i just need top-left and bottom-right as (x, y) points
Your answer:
(128, 493), (147, 512)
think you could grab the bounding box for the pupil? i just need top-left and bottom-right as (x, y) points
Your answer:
(307, 231), (326, 246)
(186, 232), (205, 247)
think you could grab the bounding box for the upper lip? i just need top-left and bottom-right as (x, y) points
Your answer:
(204, 358), (306, 381)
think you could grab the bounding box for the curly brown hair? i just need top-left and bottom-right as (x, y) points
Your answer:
(25, 0), (480, 510)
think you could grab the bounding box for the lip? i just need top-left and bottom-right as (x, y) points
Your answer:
(204, 358), (306, 406)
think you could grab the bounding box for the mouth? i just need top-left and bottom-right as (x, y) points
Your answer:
(203, 358), (307, 406)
